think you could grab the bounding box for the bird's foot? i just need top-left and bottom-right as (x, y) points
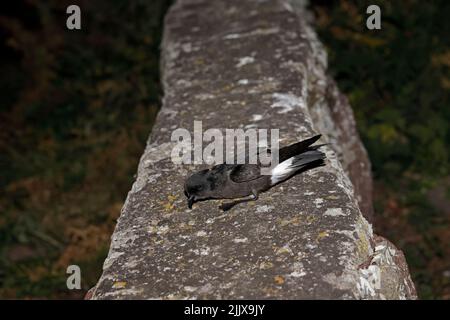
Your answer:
(219, 202), (236, 211)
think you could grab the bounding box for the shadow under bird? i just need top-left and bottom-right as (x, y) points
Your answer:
(184, 134), (327, 211)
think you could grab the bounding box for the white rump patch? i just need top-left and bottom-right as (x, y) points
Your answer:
(271, 157), (296, 185)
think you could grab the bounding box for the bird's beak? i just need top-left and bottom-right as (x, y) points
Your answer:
(188, 195), (195, 209)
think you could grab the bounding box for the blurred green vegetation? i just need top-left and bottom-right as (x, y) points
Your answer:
(311, 0), (450, 299)
(0, 0), (172, 298)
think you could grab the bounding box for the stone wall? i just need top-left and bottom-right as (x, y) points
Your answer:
(90, 0), (416, 299)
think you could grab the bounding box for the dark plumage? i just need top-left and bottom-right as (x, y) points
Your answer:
(184, 134), (326, 211)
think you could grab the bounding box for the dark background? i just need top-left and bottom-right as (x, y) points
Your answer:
(0, 0), (448, 299)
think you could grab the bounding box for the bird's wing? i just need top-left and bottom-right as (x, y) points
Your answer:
(229, 164), (262, 183)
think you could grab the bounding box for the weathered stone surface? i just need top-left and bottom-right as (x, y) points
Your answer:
(90, 0), (416, 299)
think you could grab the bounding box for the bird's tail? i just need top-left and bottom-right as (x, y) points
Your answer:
(270, 143), (326, 185)
(278, 134), (322, 163)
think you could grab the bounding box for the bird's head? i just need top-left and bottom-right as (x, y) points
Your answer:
(184, 169), (212, 209)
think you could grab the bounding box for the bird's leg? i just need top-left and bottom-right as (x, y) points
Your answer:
(219, 190), (259, 211)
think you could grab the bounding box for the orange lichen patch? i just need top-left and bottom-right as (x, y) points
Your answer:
(279, 216), (301, 227)
(161, 194), (178, 212)
(274, 275), (285, 285)
(112, 281), (127, 289)
(262, 286), (280, 297)
(316, 231), (330, 242)
(305, 215), (317, 224)
(259, 261), (274, 270)
(275, 246), (293, 255)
